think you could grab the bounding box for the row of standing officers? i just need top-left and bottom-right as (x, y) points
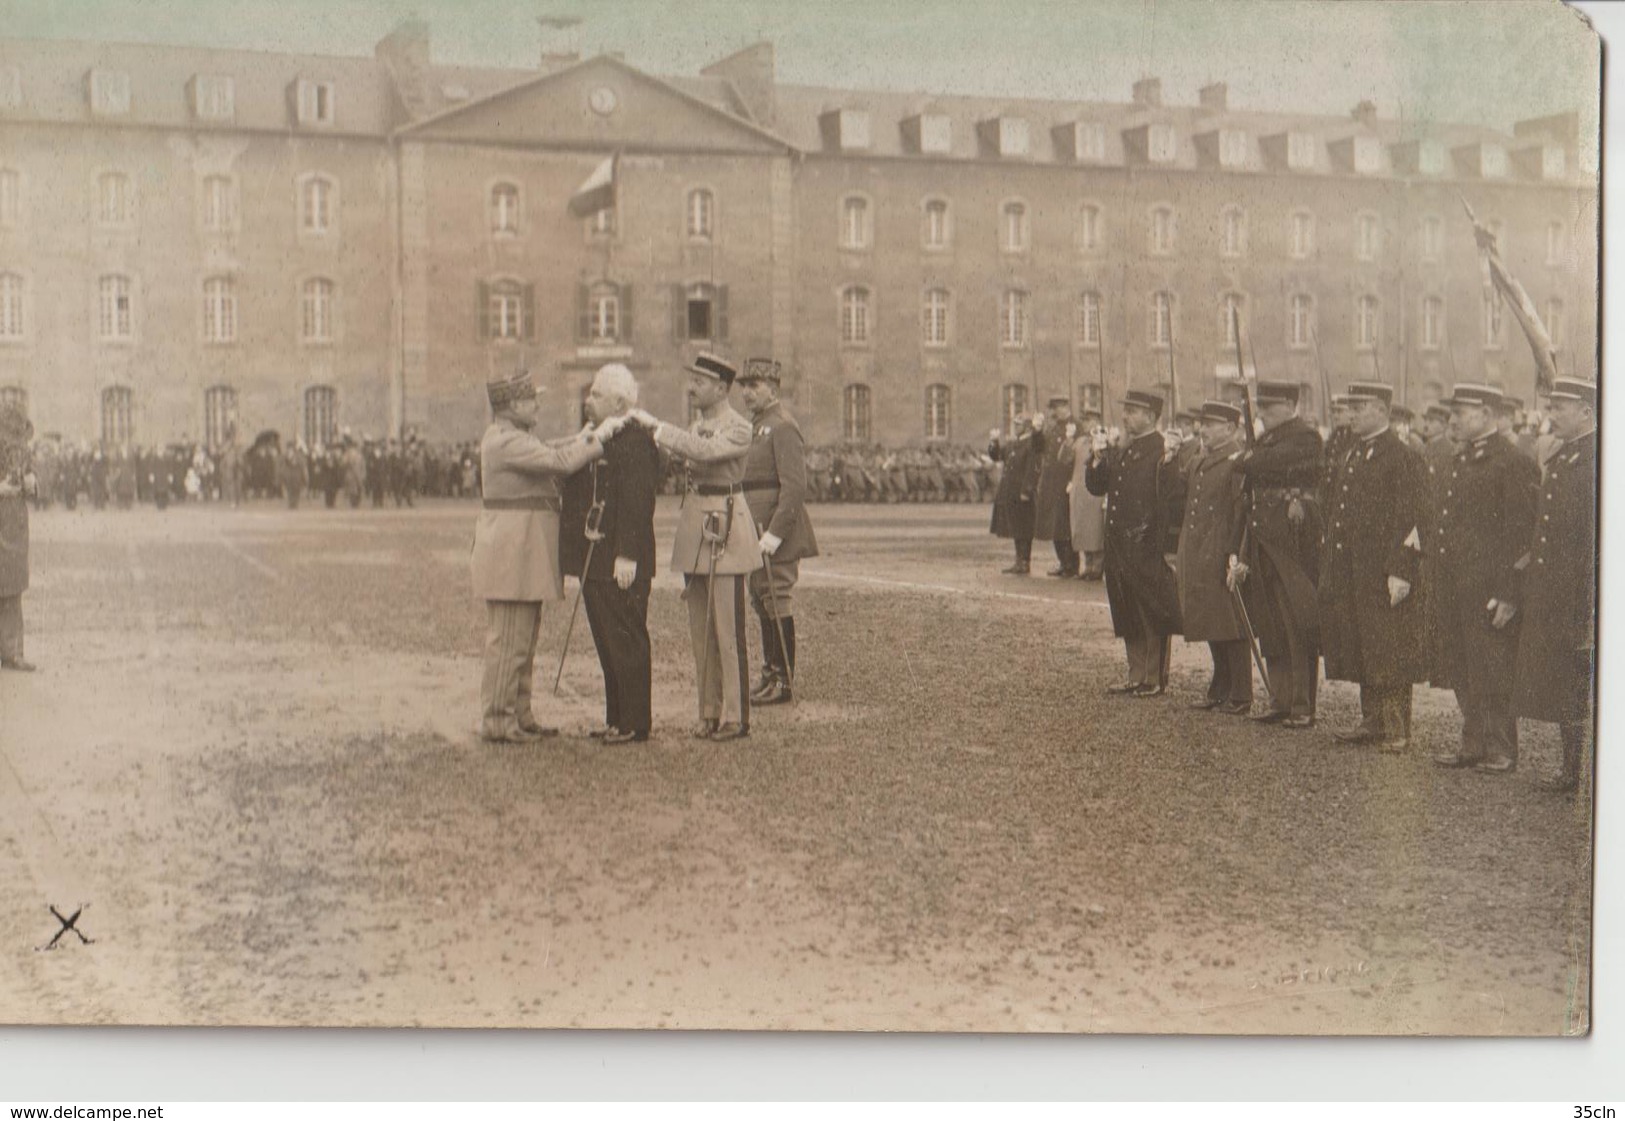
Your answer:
(1078, 376), (1595, 792)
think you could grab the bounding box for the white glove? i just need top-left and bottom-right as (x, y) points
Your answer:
(1090, 430), (1110, 456)
(759, 531), (782, 557)
(613, 556), (637, 589)
(592, 416), (624, 443)
(989, 428), (1001, 441)
(1065, 483), (1074, 495)
(1162, 431), (1183, 459)
(1226, 555), (1249, 591)
(1065, 423), (1078, 440)
(1387, 576), (1411, 607)
(1490, 599), (1517, 629)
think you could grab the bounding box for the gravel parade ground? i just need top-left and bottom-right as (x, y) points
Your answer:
(0, 499), (1593, 1034)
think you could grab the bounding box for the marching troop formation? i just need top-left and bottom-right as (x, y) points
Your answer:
(1011, 373), (1597, 794)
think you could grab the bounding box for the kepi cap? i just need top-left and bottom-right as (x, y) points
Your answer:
(1119, 389), (1165, 417)
(1345, 381), (1393, 406)
(486, 368), (538, 410)
(1546, 377), (1597, 406)
(685, 351), (738, 385)
(1198, 400), (1243, 425)
(1442, 383), (1503, 409)
(738, 357), (783, 385)
(1254, 381), (1300, 406)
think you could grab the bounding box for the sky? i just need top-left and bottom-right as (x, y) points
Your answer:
(5, 0), (1601, 164)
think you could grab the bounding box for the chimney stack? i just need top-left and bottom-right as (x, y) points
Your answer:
(375, 20), (434, 120)
(538, 15), (582, 72)
(1198, 82), (1227, 113)
(1132, 77), (1162, 108)
(701, 41), (777, 127)
(1352, 99), (1379, 127)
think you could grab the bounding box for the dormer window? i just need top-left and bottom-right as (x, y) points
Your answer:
(295, 79), (336, 127)
(997, 117), (1030, 157)
(834, 108), (871, 151)
(1286, 132), (1317, 170)
(191, 75), (234, 121)
(89, 69), (131, 117)
(1482, 144), (1509, 178)
(1418, 140), (1447, 175)
(1076, 122), (1106, 162)
(0, 67), (21, 111)
(1219, 130), (1249, 168)
(1148, 124), (1176, 163)
(919, 113), (951, 154)
(1352, 136), (1381, 174)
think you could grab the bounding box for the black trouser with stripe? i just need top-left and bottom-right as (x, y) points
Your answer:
(583, 578), (652, 736)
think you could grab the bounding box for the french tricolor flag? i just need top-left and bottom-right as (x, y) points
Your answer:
(567, 153), (618, 218)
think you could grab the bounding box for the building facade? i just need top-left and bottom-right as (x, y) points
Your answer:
(0, 26), (1598, 448)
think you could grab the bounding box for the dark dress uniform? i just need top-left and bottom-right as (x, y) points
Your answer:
(989, 428), (1041, 572)
(1235, 403), (1324, 722)
(1176, 421), (1250, 710)
(560, 424), (660, 741)
(1508, 383), (1595, 789)
(1085, 406), (1183, 693)
(1033, 413), (1079, 576)
(1319, 402), (1432, 747)
(1427, 403), (1539, 769)
(738, 373), (819, 702)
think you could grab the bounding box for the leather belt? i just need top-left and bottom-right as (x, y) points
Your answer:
(741, 480), (781, 492)
(690, 483), (743, 496)
(482, 495), (561, 512)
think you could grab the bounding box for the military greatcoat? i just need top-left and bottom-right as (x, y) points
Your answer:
(1085, 430), (1184, 639)
(1032, 423), (1076, 542)
(1234, 416), (1324, 660)
(471, 418), (602, 603)
(741, 400), (819, 564)
(1175, 438), (1247, 643)
(1511, 431), (1596, 723)
(989, 430), (1041, 540)
(1318, 428), (1431, 687)
(1427, 433), (1539, 696)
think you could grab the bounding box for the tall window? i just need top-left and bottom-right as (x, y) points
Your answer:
(687, 189), (714, 240)
(0, 169), (18, 227)
(490, 183), (520, 236)
(585, 282), (621, 344)
(0, 386), (24, 415)
(1077, 291), (1102, 347)
(204, 385), (237, 450)
(675, 282), (725, 341)
(1001, 384), (1030, 435)
(840, 195), (869, 249)
(1357, 295), (1380, 349)
(202, 175), (234, 232)
(1001, 201), (1029, 252)
(1000, 289), (1028, 348)
(1079, 203), (1101, 252)
(840, 286), (871, 345)
(101, 386), (133, 446)
(301, 175), (333, 234)
(296, 79), (336, 127)
(1289, 294), (1314, 349)
(0, 273), (21, 339)
(923, 199), (950, 250)
(925, 384), (951, 441)
(301, 278), (334, 343)
(486, 280), (526, 341)
(842, 384), (872, 442)
(1220, 206), (1246, 257)
(202, 277), (236, 343)
(98, 275), (133, 340)
(1150, 205), (1175, 255)
(304, 385), (337, 448)
(922, 288), (949, 347)
(1290, 210), (1314, 259)
(1546, 298), (1564, 351)
(1151, 291), (1173, 348)
(1356, 212), (1379, 261)
(99, 172), (133, 225)
(1421, 215), (1442, 262)
(1546, 221), (1566, 266)
(1221, 292), (1246, 347)
(1420, 296), (1443, 350)
(1482, 287), (1503, 348)
(1147, 124), (1177, 163)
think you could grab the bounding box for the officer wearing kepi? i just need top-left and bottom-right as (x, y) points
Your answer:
(1505, 377), (1597, 792)
(736, 357), (819, 707)
(1426, 384), (1539, 774)
(1232, 381), (1323, 728)
(1318, 381), (1432, 752)
(1085, 389), (1184, 696)
(470, 368), (612, 744)
(631, 353), (759, 741)
(1176, 401), (1252, 714)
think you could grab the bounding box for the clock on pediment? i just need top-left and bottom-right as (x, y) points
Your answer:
(588, 85), (618, 116)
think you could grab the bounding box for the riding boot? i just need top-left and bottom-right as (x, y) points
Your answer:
(752, 613), (779, 698)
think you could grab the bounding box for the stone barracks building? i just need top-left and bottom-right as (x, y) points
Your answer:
(0, 23), (1598, 447)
